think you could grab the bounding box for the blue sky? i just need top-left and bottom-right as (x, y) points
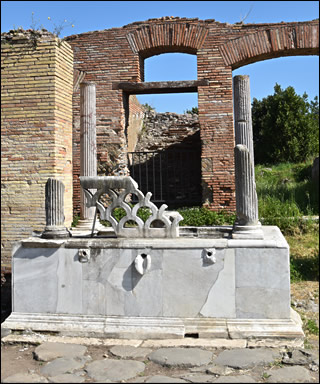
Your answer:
(2, 1), (319, 113)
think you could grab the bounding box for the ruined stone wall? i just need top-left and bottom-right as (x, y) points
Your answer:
(1, 30), (73, 273)
(134, 111), (199, 152)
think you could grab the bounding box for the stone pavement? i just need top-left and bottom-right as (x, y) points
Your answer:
(1, 332), (319, 383)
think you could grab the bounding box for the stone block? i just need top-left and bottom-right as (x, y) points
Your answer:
(235, 248), (290, 319)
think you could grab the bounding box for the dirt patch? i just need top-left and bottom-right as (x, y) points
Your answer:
(1, 343), (42, 381)
(291, 281), (319, 345)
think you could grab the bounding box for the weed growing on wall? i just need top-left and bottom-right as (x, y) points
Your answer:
(30, 12), (75, 37)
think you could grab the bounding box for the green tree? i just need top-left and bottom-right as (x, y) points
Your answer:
(142, 103), (155, 112)
(252, 84), (319, 164)
(185, 107), (198, 114)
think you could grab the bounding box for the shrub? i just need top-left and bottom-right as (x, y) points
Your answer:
(177, 207), (235, 226)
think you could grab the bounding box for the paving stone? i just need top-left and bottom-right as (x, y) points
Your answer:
(265, 366), (314, 382)
(212, 375), (257, 383)
(299, 349), (319, 366)
(180, 373), (217, 382)
(128, 378), (149, 383)
(40, 357), (85, 377)
(148, 347), (213, 367)
(213, 348), (279, 369)
(85, 359), (145, 382)
(109, 345), (152, 359)
(34, 342), (87, 362)
(282, 350), (312, 365)
(47, 373), (85, 383)
(145, 376), (188, 383)
(2, 373), (49, 383)
(206, 364), (234, 376)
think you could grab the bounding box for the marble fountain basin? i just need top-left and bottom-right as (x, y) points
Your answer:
(3, 225), (303, 340)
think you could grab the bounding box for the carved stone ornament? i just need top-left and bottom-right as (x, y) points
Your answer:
(79, 176), (183, 238)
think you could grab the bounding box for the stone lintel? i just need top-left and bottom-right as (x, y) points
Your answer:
(112, 79), (209, 94)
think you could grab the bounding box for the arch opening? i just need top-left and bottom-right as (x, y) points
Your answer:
(126, 52), (201, 208)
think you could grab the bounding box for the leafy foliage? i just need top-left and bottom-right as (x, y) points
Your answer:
(184, 107), (199, 115)
(177, 207), (235, 226)
(252, 84), (319, 164)
(142, 103), (155, 112)
(71, 215), (80, 227)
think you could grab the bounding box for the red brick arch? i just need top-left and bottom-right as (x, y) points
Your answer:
(126, 22), (209, 58)
(219, 23), (319, 69)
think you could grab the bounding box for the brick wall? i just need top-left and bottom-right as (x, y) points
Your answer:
(1, 30), (73, 272)
(66, 18), (318, 214)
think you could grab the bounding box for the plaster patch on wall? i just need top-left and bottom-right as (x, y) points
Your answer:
(200, 249), (236, 318)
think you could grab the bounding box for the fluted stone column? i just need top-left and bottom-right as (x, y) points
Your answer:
(75, 81), (101, 232)
(42, 178), (70, 239)
(234, 145), (259, 225)
(232, 75), (263, 239)
(233, 75), (255, 166)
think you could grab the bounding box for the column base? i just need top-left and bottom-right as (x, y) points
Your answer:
(41, 226), (71, 239)
(232, 223), (264, 239)
(71, 218), (105, 235)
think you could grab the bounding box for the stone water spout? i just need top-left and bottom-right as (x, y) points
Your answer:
(80, 176), (183, 238)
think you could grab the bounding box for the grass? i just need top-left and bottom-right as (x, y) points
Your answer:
(287, 228), (319, 282)
(255, 159), (319, 282)
(306, 319), (319, 335)
(256, 160), (318, 226)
